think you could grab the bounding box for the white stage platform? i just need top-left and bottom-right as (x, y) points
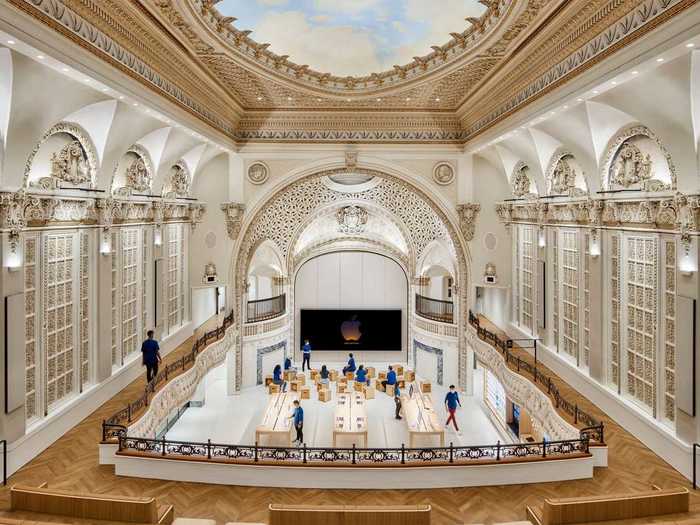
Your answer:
(166, 362), (509, 448)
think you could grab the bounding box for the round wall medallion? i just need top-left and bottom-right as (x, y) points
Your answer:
(247, 161), (269, 185)
(205, 231), (217, 249)
(432, 162), (455, 185)
(483, 232), (498, 251)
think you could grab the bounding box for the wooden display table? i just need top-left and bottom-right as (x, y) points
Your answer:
(283, 370), (296, 381)
(329, 370), (338, 381)
(392, 364), (404, 376)
(268, 383), (280, 394)
(319, 389), (331, 402)
(264, 375), (273, 386)
(420, 381), (432, 393)
(402, 383), (444, 448)
(255, 391), (298, 446)
(333, 392), (368, 447)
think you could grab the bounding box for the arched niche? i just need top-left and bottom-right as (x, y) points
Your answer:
(416, 239), (457, 301)
(511, 162), (537, 199)
(600, 125), (676, 191)
(545, 149), (588, 197)
(247, 239), (285, 301)
(111, 144), (155, 197)
(24, 122), (98, 190)
(231, 166), (471, 391)
(162, 160), (191, 198)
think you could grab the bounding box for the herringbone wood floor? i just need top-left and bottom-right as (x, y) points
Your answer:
(2, 328), (700, 525)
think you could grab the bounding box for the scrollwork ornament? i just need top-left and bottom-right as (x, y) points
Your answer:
(456, 203), (480, 241)
(336, 205), (368, 234)
(188, 203), (207, 231)
(221, 202), (245, 240)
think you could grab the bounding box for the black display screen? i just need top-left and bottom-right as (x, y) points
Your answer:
(300, 309), (402, 351)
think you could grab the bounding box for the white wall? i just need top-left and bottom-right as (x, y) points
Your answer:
(293, 251), (408, 363)
(192, 286), (217, 329)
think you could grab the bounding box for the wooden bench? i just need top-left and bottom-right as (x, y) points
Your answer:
(269, 504), (430, 525)
(10, 484), (174, 524)
(526, 486), (689, 525)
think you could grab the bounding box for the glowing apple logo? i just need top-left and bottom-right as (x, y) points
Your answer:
(340, 315), (362, 343)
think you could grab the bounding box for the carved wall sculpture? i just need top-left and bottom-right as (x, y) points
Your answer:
(112, 145), (155, 197)
(336, 205), (368, 234)
(456, 203), (481, 241)
(601, 126), (676, 191)
(163, 161), (191, 198)
(511, 163), (535, 198)
(221, 202), (245, 240)
(433, 162), (455, 185)
(24, 122), (99, 189)
(247, 161), (269, 185)
(546, 152), (587, 197)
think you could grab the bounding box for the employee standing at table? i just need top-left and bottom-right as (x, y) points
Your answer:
(381, 365), (397, 389)
(301, 339), (312, 371)
(444, 384), (462, 434)
(141, 330), (162, 383)
(342, 353), (356, 375)
(289, 399), (304, 445)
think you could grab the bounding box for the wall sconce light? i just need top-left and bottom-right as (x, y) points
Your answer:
(679, 233), (697, 275)
(154, 225), (162, 247)
(100, 229), (112, 255)
(589, 229), (601, 258)
(538, 227), (546, 248)
(3, 232), (23, 271)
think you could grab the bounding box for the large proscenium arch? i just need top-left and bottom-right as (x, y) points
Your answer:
(230, 165), (471, 391)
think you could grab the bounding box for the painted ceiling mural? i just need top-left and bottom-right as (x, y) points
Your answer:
(216, 0), (487, 77)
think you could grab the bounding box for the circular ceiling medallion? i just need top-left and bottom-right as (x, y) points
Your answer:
(484, 232), (498, 251)
(205, 231), (217, 249)
(432, 162), (455, 185)
(247, 161), (269, 185)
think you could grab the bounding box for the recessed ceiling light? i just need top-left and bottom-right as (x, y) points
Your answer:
(6, 40), (15, 45)
(101, 88), (108, 92)
(576, 98), (583, 102)
(133, 103), (138, 106)
(611, 81), (617, 85)
(405, 97), (411, 101)
(657, 57), (664, 62)
(316, 98), (322, 102)
(687, 43), (695, 48)
(287, 96), (292, 101)
(256, 96), (262, 101)
(146, 109), (151, 113)
(592, 90), (599, 94)
(631, 70), (639, 75)
(118, 95), (124, 100)
(376, 98), (381, 102)
(61, 67), (69, 72)
(84, 78), (91, 83)
(563, 105), (568, 109)
(346, 98), (351, 102)
(550, 111), (555, 115)
(36, 55), (45, 59)
(435, 97), (440, 102)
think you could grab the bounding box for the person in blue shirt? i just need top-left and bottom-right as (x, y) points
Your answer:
(444, 384), (462, 433)
(342, 353), (356, 375)
(272, 364), (285, 392)
(141, 330), (162, 383)
(319, 364), (330, 386)
(301, 339), (312, 372)
(355, 365), (369, 385)
(381, 365), (397, 389)
(289, 399), (304, 445)
(284, 357), (292, 371)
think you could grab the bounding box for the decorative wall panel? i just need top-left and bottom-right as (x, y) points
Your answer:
(111, 230), (119, 367)
(662, 238), (676, 422)
(24, 235), (38, 421)
(609, 233), (621, 390)
(583, 233), (590, 368)
(121, 229), (140, 362)
(79, 231), (90, 390)
(560, 230), (579, 363)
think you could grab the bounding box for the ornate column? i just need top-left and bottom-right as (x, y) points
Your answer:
(456, 203), (480, 241)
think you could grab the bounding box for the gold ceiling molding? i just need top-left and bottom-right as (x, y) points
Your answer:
(194, 0), (510, 93)
(7, 0), (694, 143)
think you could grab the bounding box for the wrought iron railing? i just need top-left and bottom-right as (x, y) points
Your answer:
(101, 311), (234, 442)
(247, 293), (286, 323)
(118, 435), (590, 467)
(415, 294), (454, 324)
(469, 310), (605, 444)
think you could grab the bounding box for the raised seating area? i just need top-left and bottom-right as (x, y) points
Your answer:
(9, 484), (174, 524)
(526, 486), (690, 525)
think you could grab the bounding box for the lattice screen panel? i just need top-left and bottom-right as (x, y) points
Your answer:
(624, 236), (657, 412)
(111, 230), (119, 366)
(584, 233), (591, 368)
(167, 223), (183, 333)
(663, 239), (676, 422)
(142, 227), (149, 338)
(610, 234), (621, 389)
(521, 225), (535, 334)
(24, 235), (38, 421)
(552, 229), (559, 349)
(513, 226), (520, 324)
(42, 233), (76, 411)
(79, 232), (90, 389)
(561, 230), (579, 361)
(121, 228), (140, 361)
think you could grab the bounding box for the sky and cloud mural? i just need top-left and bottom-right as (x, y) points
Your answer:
(216, 0), (487, 77)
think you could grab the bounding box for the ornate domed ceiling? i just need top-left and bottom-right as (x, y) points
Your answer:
(213, 0), (488, 78)
(8, 0), (693, 144)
